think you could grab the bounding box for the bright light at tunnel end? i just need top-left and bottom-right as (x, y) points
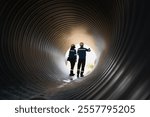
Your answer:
(65, 44), (98, 77)
(54, 26), (105, 81)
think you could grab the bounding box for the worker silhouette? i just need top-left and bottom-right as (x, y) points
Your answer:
(77, 42), (91, 77)
(67, 44), (77, 76)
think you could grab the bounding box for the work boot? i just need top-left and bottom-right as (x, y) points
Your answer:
(80, 72), (84, 77)
(69, 70), (75, 76)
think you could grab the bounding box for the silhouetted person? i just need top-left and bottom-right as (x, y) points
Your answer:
(77, 42), (91, 77)
(67, 44), (77, 76)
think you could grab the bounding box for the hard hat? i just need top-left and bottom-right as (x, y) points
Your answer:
(80, 42), (84, 46)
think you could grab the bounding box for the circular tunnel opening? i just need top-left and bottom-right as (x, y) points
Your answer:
(51, 26), (106, 82)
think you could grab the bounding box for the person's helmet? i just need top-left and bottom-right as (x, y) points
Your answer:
(80, 42), (84, 47)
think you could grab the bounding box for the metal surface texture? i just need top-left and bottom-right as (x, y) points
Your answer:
(0, 0), (150, 99)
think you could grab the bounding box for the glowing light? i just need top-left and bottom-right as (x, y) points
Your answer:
(65, 44), (97, 77)
(53, 26), (105, 81)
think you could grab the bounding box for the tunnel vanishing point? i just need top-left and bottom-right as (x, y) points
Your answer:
(0, 0), (150, 99)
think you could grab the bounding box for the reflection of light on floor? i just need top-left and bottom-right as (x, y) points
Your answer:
(65, 44), (97, 77)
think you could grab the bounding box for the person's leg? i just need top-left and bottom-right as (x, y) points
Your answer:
(81, 59), (86, 77)
(72, 61), (76, 74)
(72, 61), (76, 70)
(70, 61), (75, 76)
(77, 59), (81, 77)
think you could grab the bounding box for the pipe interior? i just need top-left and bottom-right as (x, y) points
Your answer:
(0, 0), (150, 99)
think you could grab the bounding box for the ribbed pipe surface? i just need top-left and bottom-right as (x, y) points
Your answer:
(0, 0), (150, 99)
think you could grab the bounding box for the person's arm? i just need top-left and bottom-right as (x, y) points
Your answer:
(77, 49), (79, 55)
(68, 50), (71, 57)
(74, 50), (77, 56)
(74, 50), (77, 61)
(67, 50), (71, 61)
(86, 48), (91, 52)
(75, 49), (77, 55)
